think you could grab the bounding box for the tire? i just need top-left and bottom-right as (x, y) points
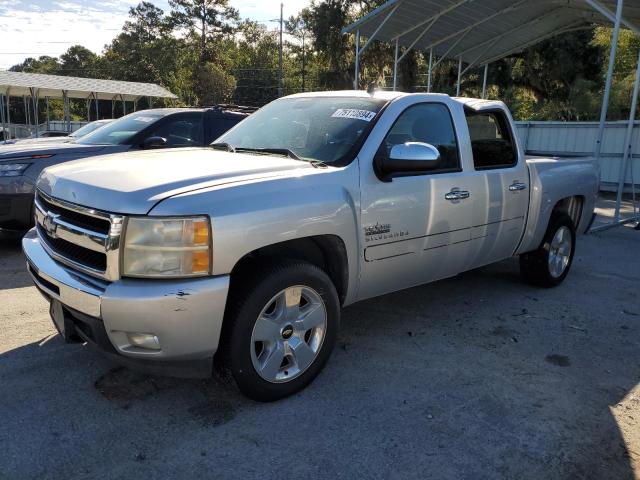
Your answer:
(221, 260), (340, 401)
(520, 212), (576, 288)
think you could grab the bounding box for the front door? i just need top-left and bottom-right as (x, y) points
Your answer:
(357, 99), (481, 301)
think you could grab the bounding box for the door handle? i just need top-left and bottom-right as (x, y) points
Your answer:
(509, 182), (527, 192)
(445, 190), (470, 201)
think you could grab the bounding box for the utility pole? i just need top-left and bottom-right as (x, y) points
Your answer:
(278, 3), (284, 98)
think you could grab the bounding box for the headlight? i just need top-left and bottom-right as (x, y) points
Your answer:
(0, 164), (30, 177)
(122, 216), (211, 278)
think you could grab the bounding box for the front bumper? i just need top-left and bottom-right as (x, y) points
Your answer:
(22, 229), (230, 377)
(0, 176), (35, 231)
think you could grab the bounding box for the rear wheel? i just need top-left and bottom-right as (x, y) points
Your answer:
(221, 261), (339, 401)
(520, 213), (576, 288)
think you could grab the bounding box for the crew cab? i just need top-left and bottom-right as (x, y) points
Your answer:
(0, 106), (253, 231)
(22, 91), (599, 401)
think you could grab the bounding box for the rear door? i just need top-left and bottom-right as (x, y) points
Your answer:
(463, 105), (530, 268)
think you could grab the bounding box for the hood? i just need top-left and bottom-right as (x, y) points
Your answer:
(0, 141), (107, 161)
(38, 147), (313, 214)
(12, 137), (72, 146)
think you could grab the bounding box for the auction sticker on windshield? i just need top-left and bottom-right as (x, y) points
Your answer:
(331, 109), (377, 122)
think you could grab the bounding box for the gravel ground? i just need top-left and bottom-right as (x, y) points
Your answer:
(0, 221), (639, 479)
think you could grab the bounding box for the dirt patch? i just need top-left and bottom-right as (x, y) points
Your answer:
(94, 367), (182, 408)
(545, 354), (571, 367)
(187, 400), (236, 426)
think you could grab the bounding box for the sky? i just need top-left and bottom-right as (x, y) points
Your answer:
(0, 0), (311, 69)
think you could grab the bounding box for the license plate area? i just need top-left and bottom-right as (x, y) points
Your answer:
(49, 299), (78, 343)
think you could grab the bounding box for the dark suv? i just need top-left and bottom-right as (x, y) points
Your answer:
(0, 106), (254, 231)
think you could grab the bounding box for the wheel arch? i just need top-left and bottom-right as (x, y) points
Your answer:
(518, 194), (585, 255)
(550, 195), (584, 230)
(228, 235), (350, 306)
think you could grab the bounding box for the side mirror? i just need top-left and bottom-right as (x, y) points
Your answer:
(141, 136), (168, 149)
(376, 142), (441, 179)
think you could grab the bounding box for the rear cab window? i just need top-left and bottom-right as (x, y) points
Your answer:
(465, 109), (518, 170)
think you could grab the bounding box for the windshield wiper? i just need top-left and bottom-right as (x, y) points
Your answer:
(235, 147), (301, 160)
(210, 142), (236, 152)
(309, 159), (328, 169)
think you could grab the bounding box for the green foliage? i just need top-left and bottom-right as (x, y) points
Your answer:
(7, 1), (640, 121)
(194, 62), (236, 104)
(168, 0), (238, 63)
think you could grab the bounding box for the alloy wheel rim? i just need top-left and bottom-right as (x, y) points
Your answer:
(548, 226), (572, 278)
(250, 286), (327, 383)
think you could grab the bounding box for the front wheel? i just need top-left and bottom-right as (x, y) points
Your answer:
(221, 261), (340, 401)
(520, 213), (576, 288)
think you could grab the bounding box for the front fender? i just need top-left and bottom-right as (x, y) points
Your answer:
(149, 165), (362, 303)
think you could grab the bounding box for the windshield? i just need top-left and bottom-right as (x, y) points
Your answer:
(77, 112), (163, 145)
(215, 97), (387, 164)
(70, 121), (111, 138)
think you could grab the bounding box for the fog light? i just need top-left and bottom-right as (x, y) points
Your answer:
(126, 333), (161, 350)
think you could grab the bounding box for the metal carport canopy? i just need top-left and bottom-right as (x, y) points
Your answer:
(343, 0), (640, 70)
(343, 0), (640, 231)
(0, 71), (177, 101)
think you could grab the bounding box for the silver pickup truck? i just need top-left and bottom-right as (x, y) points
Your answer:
(22, 91), (599, 401)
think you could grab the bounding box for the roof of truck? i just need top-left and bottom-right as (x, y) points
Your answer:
(285, 90), (504, 110)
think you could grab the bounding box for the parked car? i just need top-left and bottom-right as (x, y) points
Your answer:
(32, 131), (69, 138)
(0, 106), (253, 231)
(23, 91), (599, 401)
(6, 120), (114, 146)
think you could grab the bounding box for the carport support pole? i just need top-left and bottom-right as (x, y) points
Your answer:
(95, 93), (99, 120)
(0, 94), (6, 144)
(29, 88), (39, 138)
(614, 46), (640, 221)
(393, 38), (399, 91)
(482, 64), (489, 99)
(456, 57), (462, 96)
(594, 0), (623, 166)
(427, 48), (433, 93)
(354, 29), (360, 90)
(62, 91), (70, 133)
(23, 96), (29, 128)
(6, 89), (10, 138)
(45, 97), (50, 130)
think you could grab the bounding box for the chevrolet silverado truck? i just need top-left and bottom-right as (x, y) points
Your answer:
(1, 106), (252, 231)
(22, 91), (599, 401)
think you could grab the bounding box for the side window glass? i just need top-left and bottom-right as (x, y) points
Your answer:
(379, 103), (460, 172)
(465, 111), (517, 169)
(147, 115), (203, 147)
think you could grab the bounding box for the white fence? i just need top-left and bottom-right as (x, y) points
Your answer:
(515, 121), (640, 189)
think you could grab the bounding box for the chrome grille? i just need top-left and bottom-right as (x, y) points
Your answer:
(34, 191), (124, 281)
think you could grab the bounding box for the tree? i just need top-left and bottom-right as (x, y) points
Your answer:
(231, 20), (281, 105)
(305, 0), (353, 89)
(123, 1), (172, 43)
(194, 62), (236, 105)
(285, 15), (311, 91)
(168, 0), (239, 63)
(9, 56), (61, 74)
(59, 46), (99, 77)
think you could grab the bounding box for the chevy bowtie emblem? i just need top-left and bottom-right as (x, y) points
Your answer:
(42, 211), (60, 238)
